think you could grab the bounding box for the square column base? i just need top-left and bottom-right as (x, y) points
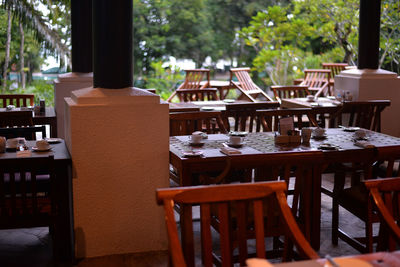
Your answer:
(54, 72), (93, 138)
(335, 69), (400, 136)
(65, 87), (169, 258)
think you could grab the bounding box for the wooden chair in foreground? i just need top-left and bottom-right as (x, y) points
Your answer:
(331, 100), (391, 132)
(365, 177), (400, 251)
(0, 156), (57, 256)
(167, 69), (211, 102)
(0, 110), (33, 127)
(0, 94), (34, 108)
(299, 69), (331, 97)
(332, 147), (400, 253)
(223, 102), (280, 132)
(271, 85), (310, 104)
(174, 88), (219, 102)
(0, 126), (46, 140)
(156, 181), (319, 267)
(230, 68), (274, 102)
(169, 111), (227, 136)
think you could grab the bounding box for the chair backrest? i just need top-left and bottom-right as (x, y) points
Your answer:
(0, 156), (55, 229)
(300, 69), (331, 97)
(0, 125), (46, 140)
(175, 88), (219, 102)
(331, 100), (391, 132)
(169, 111), (227, 136)
(0, 111), (33, 127)
(0, 94), (35, 108)
(156, 181), (319, 267)
(230, 68), (274, 102)
(224, 102), (280, 132)
(179, 69), (210, 90)
(322, 63), (348, 78)
(257, 108), (318, 132)
(230, 68), (259, 93)
(365, 177), (400, 251)
(271, 85), (310, 103)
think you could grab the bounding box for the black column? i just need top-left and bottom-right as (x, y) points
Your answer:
(71, 0), (92, 73)
(93, 0), (133, 89)
(358, 0), (381, 69)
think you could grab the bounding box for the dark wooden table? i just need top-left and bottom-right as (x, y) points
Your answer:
(170, 129), (400, 257)
(0, 107), (58, 137)
(281, 97), (341, 109)
(0, 140), (73, 262)
(169, 100), (250, 112)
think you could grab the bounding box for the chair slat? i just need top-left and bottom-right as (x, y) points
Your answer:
(218, 203), (232, 267)
(200, 203), (213, 267)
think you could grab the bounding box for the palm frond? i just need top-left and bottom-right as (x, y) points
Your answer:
(1, 0), (70, 60)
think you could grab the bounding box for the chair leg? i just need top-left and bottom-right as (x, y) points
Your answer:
(332, 196), (339, 245)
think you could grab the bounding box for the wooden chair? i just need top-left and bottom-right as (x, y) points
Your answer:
(299, 69), (331, 97)
(169, 111), (227, 136)
(271, 85), (310, 104)
(322, 63), (349, 79)
(257, 108), (319, 132)
(365, 177), (400, 251)
(331, 100), (391, 132)
(223, 102), (280, 132)
(332, 146), (400, 253)
(167, 69), (211, 102)
(0, 126), (46, 140)
(0, 110), (33, 127)
(0, 94), (34, 108)
(156, 181), (319, 267)
(174, 88), (219, 102)
(0, 156), (56, 255)
(230, 68), (274, 102)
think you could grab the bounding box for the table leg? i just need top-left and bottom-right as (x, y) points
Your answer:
(310, 165), (322, 250)
(179, 167), (195, 267)
(53, 162), (74, 262)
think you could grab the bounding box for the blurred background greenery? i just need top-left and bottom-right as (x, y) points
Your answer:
(0, 0), (399, 103)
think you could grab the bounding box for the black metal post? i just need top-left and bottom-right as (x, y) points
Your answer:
(93, 0), (133, 89)
(71, 0), (92, 73)
(358, 0), (381, 69)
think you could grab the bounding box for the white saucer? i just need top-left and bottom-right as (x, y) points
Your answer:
(223, 99), (235, 103)
(226, 142), (244, 148)
(32, 146), (51, 152)
(182, 151), (203, 157)
(189, 141), (205, 146)
(45, 138), (62, 144)
(201, 106), (214, 111)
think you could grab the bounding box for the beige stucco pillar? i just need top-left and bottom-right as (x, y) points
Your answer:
(65, 87), (169, 258)
(54, 72), (93, 138)
(335, 69), (400, 136)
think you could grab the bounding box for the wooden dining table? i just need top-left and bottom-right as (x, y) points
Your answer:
(169, 100), (250, 112)
(0, 107), (58, 137)
(0, 140), (73, 262)
(281, 97), (341, 109)
(170, 128), (400, 258)
(247, 251), (400, 266)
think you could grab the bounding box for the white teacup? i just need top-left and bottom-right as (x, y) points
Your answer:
(36, 139), (50, 150)
(6, 138), (18, 148)
(354, 130), (367, 139)
(313, 128), (326, 137)
(306, 95), (315, 102)
(229, 136), (242, 145)
(190, 134), (202, 144)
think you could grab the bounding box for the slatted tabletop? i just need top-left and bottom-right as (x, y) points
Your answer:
(281, 97), (341, 109)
